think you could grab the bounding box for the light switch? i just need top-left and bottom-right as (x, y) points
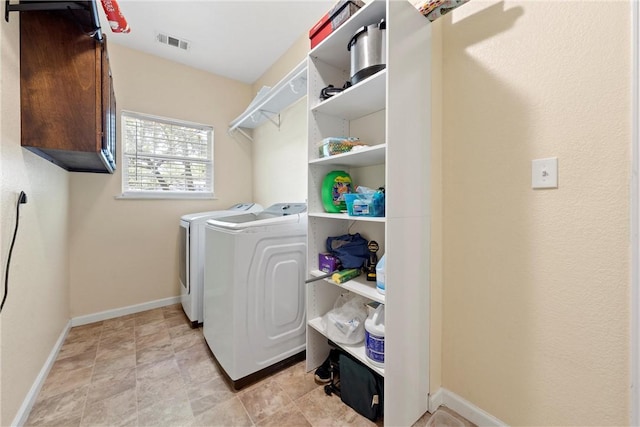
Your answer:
(532, 157), (558, 189)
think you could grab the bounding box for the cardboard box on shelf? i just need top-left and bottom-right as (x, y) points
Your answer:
(319, 253), (341, 273)
(309, 0), (365, 49)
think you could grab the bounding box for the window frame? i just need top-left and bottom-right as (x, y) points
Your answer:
(119, 110), (215, 200)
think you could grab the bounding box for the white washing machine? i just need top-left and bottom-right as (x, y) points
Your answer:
(179, 203), (262, 326)
(203, 203), (307, 389)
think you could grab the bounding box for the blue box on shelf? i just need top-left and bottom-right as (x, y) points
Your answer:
(344, 191), (385, 217)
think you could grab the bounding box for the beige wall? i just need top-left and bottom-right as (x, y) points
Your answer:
(253, 34), (309, 94)
(441, 1), (630, 425)
(0, 16), (71, 426)
(1, 16), (4, 425)
(69, 44), (253, 317)
(251, 34), (309, 207)
(251, 98), (308, 206)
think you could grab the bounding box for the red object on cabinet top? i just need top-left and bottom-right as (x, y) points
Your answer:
(100, 0), (130, 33)
(309, 0), (364, 49)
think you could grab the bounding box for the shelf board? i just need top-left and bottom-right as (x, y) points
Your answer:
(308, 316), (384, 377)
(310, 143), (386, 167)
(310, 0), (386, 70)
(308, 212), (386, 223)
(312, 70), (386, 120)
(310, 269), (385, 304)
(229, 59), (307, 131)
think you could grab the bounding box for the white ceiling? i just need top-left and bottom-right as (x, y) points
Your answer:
(96, 0), (334, 84)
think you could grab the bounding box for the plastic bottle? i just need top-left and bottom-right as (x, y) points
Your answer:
(375, 254), (385, 294)
(365, 304), (385, 367)
(321, 170), (353, 213)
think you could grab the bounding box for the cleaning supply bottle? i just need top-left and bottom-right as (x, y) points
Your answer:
(365, 304), (385, 367)
(321, 170), (353, 213)
(375, 254), (385, 294)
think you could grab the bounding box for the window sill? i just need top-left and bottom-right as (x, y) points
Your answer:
(115, 191), (216, 200)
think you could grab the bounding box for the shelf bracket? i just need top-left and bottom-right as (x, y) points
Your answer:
(228, 127), (254, 142)
(258, 110), (281, 130)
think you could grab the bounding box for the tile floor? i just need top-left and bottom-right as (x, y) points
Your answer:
(25, 304), (471, 427)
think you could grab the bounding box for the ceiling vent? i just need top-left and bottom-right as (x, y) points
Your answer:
(156, 33), (190, 51)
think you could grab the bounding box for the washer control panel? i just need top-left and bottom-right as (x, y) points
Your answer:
(263, 203), (307, 216)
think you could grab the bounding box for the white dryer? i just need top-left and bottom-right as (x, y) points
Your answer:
(203, 203), (307, 389)
(179, 203), (262, 326)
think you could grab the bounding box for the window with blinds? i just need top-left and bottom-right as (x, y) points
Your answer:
(122, 111), (214, 198)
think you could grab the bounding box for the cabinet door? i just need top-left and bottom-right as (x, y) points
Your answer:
(20, 11), (98, 152)
(20, 9), (116, 173)
(100, 41), (117, 171)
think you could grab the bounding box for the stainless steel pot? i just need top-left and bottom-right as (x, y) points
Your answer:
(347, 19), (386, 85)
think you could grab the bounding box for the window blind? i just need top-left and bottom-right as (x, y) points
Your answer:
(122, 111), (214, 197)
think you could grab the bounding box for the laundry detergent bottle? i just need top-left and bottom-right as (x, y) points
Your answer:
(321, 170), (353, 213)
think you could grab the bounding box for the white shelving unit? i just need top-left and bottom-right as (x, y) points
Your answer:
(309, 269), (385, 304)
(305, 1), (432, 426)
(229, 59), (307, 140)
(311, 70), (386, 120)
(308, 317), (384, 376)
(309, 143), (386, 167)
(308, 212), (386, 223)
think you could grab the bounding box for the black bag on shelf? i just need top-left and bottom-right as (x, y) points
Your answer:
(326, 233), (369, 269)
(338, 353), (384, 421)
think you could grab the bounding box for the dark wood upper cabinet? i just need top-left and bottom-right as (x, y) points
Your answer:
(20, 7), (116, 173)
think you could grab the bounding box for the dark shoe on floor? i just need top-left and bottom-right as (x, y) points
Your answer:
(314, 363), (331, 383)
(315, 349), (339, 384)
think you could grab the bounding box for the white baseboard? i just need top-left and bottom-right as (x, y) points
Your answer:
(11, 321), (71, 427)
(71, 296), (181, 326)
(428, 388), (445, 412)
(429, 388), (508, 427)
